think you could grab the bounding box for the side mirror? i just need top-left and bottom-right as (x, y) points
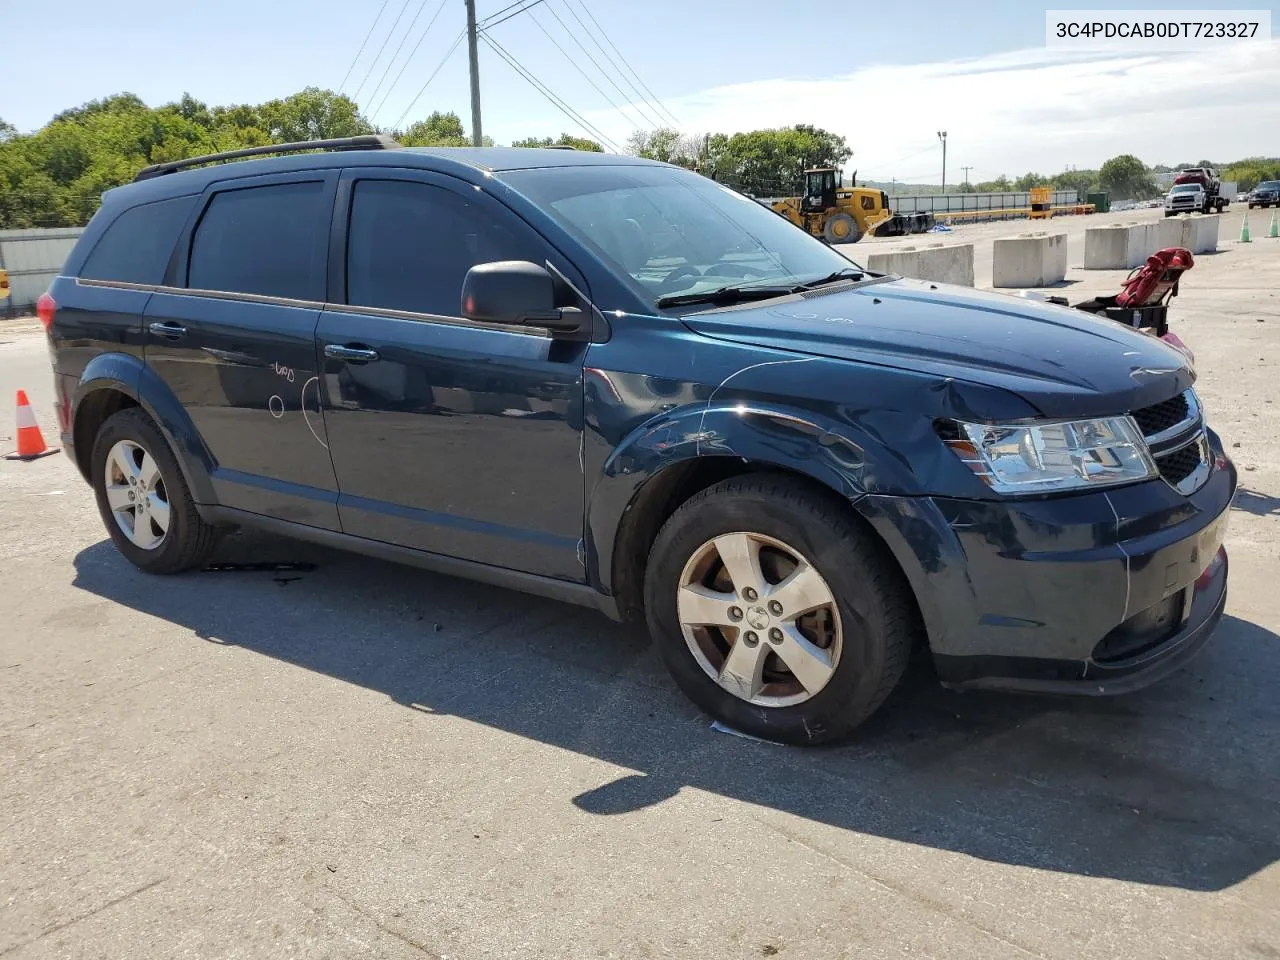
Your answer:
(461, 261), (583, 333)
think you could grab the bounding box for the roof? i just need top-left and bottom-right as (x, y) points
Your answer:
(402, 146), (659, 172)
(104, 145), (663, 206)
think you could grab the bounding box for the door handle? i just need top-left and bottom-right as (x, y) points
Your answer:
(148, 321), (187, 340)
(324, 344), (380, 363)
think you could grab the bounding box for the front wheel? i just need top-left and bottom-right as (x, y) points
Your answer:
(90, 407), (221, 574)
(644, 475), (917, 744)
(823, 213), (861, 244)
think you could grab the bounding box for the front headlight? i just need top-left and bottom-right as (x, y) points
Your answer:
(942, 416), (1157, 494)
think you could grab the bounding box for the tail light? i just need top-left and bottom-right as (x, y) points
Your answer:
(36, 292), (57, 330)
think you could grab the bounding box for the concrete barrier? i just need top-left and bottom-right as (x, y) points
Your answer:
(866, 243), (974, 286)
(1083, 222), (1153, 269)
(992, 232), (1068, 287)
(1149, 214), (1220, 258)
(1156, 215), (1196, 251)
(1191, 214), (1219, 253)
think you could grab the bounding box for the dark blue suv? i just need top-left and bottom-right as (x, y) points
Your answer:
(41, 137), (1235, 743)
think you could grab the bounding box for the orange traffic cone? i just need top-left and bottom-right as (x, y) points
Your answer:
(7, 390), (57, 461)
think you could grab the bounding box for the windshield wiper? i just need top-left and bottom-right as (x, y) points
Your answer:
(796, 267), (864, 289)
(654, 267), (865, 308)
(655, 285), (798, 308)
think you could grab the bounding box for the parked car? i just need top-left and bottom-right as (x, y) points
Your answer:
(1165, 183), (1207, 216)
(39, 137), (1236, 744)
(1247, 181), (1280, 208)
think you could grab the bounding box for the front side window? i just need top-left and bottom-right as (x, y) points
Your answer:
(505, 165), (862, 310)
(188, 181), (327, 300)
(345, 179), (540, 317)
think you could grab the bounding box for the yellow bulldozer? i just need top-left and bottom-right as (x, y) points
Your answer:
(769, 168), (935, 243)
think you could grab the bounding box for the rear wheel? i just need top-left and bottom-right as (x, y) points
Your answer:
(644, 475), (916, 744)
(90, 408), (221, 574)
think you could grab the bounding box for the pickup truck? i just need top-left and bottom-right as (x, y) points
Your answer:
(1172, 167), (1229, 213)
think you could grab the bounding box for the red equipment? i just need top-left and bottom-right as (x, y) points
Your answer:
(1115, 247), (1194, 309)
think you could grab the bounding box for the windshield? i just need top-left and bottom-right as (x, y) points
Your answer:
(1170, 185), (1201, 194)
(503, 164), (863, 310)
(1259, 181), (1280, 191)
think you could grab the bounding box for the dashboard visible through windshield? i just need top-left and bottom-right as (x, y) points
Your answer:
(504, 164), (864, 310)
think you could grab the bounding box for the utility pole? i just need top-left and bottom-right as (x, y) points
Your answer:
(937, 130), (948, 193)
(465, 0), (483, 147)
(960, 165), (973, 189)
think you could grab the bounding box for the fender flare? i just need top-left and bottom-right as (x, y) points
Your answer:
(585, 400), (928, 597)
(73, 352), (217, 504)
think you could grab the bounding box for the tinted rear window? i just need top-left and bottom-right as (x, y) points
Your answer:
(79, 195), (196, 284)
(188, 181), (327, 300)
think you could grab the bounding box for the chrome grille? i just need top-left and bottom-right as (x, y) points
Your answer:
(1130, 390), (1209, 494)
(1131, 393), (1190, 437)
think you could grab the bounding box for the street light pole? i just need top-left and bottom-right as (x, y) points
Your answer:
(937, 130), (947, 193)
(465, 0), (483, 147)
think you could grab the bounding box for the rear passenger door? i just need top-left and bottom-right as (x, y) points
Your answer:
(316, 170), (589, 580)
(143, 171), (342, 530)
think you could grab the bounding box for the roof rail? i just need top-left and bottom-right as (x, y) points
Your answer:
(133, 135), (402, 182)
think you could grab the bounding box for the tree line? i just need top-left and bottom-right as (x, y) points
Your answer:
(3, 87), (1278, 229)
(0, 88), (604, 229)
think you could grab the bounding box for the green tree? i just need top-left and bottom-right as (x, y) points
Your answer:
(1098, 153), (1156, 200)
(259, 87), (372, 143)
(703, 125), (851, 195)
(627, 127), (687, 164)
(1052, 169), (1098, 197)
(1223, 158), (1280, 192)
(0, 118), (15, 143)
(511, 133), (603, 152)
(1014, 172), (1049, 191)
(974, 175), (1011, 192)
(0, 88), (383, 228)
(397, 111), (493, 147)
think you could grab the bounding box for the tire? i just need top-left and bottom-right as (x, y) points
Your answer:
(643, 474), (917, 745)
(90, 407), (221, 574)
(823, 213), (861, 244)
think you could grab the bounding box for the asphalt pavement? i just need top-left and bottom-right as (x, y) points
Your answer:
(1, 218), (1279, 959)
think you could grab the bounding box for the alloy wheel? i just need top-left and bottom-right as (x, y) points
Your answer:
(676, 531), (842, 707)
(103, 439), (170, 551)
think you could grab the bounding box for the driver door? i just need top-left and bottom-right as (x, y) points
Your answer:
(316, 170), (591, 581)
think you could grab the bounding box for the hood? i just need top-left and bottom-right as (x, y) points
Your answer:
(681, 278), (1194, 419)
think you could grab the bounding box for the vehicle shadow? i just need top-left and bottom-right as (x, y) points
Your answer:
(1232, 487), (1280, 517)
(71, 529), (1280, 893)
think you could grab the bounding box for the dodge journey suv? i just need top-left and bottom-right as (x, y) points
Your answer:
(41, 137), (1235, 744)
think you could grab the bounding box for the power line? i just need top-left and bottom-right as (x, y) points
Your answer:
(392, 29), (467, 131)
(524, 9), (651, 131)
(480, 33), (622, 152)
(364, 0), (437, 113)
(538, 2), (666, 130)
(338, 0), (391, 93)
(352, 0), (416, 103)
(478, 0), (531, 26)
(482, 0), (547, 29)
(560, 0), (679, 127)
(368, 0), (451, 123)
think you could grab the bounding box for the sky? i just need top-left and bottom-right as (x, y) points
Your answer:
(2, 0), (1278, 182)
